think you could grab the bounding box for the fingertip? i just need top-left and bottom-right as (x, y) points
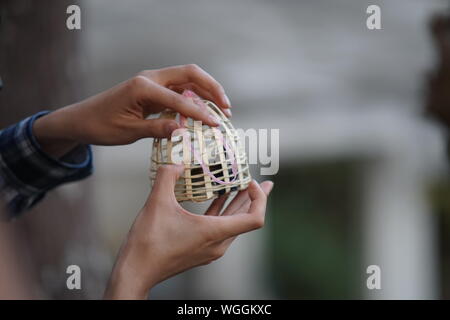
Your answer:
(260, 181), (274, 195)
(224, 94), (231, 105)
(184, 97), (220, 128)
(222, 108), (232, 118)
(182, 89), (196, 98)
(164, 121), (180, 137)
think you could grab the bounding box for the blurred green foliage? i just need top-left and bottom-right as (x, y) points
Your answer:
(429, 177), (450, 299)
(269, 159), (364, 299)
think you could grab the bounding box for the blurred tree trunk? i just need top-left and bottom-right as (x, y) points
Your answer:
(0, 0), (108, 299)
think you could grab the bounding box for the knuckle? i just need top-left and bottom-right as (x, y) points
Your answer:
(172, 94), (186, 109)
(130, 75), (149, 88)
(172, 94), (195, 114)
(127, 75), (149, 97)
(139, 69), (159, 81)
(137, 70), (149, 77)
(184, 63), (201, 73)
(183, 64), (224, 94)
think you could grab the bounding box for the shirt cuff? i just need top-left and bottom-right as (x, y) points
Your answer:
(0, 111), (93, 217)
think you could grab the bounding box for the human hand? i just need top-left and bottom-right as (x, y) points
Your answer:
(104, 165), (273, 300)
(33, 64), (232, 157)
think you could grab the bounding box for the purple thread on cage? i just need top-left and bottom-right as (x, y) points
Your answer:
(180, 90), (239, 185)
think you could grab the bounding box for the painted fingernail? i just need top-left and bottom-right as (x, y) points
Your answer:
(223, 94), (231, 107)
(209, 115), (220, 126)
(183, 89), (196, 98)
(223, 108), (232, 118)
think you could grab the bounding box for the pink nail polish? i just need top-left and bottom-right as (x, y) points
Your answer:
(183, 89), (195, 98)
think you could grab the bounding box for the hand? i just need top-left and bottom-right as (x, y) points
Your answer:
(104, 165), (273, 299)
(33, 64), (232, 157)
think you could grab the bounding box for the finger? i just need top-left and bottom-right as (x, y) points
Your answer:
(222, 181), (273, 216)
(259, 181), (274, 196)
(135, 76), (220, 127)
(169, 83), (215, 101)
(217, 181), (267, 239)
(205, 195), (229, 216)
(153, 64), (231, 110)
(246, 180), (268, 216)
(133, 119), (180, 139)
(152, 164), (185, 195)
(239, 181), (273, 213)
(182, 89), (231, 118)
(221, 190), (249, 216)
(218, 182), (273, 247)
(169, 83), (232, 118)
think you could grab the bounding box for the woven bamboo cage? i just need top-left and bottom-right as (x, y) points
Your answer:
(150, 100), (252, 202)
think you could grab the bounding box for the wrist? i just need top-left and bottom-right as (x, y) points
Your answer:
(104, 242), (158, 300)
(104, 265), (150, 300)
(33, 109), (80, 158)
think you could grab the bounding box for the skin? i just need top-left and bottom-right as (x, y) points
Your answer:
(33, 64), (232, 157)
(104, 166), (273, 299)
(28, 64), (273, 299)
(0, 219), (34, 299)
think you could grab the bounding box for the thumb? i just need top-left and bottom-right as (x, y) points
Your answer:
(134, 119), (180, 139)
(152, 164), (185, 195)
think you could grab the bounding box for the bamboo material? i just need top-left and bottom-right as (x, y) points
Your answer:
(150, 100), (252, 202)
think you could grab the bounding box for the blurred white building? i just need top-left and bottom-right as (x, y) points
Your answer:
(79, 0), (449, 299)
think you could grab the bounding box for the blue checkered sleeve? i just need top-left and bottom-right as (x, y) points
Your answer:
(0, 111), (93, 218)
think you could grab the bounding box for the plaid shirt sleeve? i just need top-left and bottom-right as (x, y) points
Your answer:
(0, 111), (93, 218)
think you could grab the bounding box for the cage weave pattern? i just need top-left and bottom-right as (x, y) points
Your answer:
(150, 100), (251, 202)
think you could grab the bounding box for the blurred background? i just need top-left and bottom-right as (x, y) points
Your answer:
(2, 0), (450, 299)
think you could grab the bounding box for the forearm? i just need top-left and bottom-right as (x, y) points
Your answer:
(32, 107), (80, 158)
(0, 221), (34, 298)
(0, 112), (93, 217)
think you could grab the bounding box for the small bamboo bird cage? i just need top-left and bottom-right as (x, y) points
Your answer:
(150, 99), (251, 202)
